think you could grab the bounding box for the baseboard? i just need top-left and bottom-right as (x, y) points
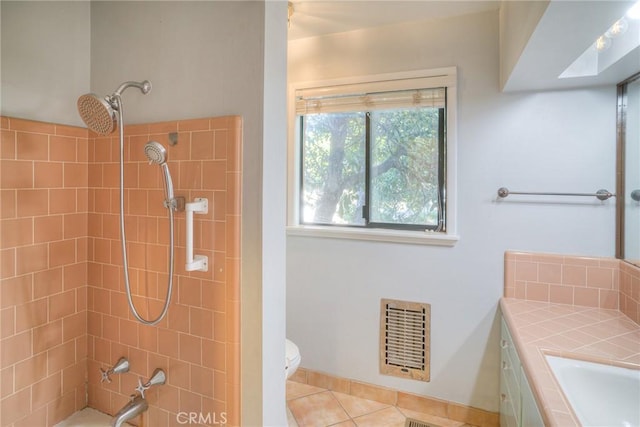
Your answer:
(289, 368), (499, 427)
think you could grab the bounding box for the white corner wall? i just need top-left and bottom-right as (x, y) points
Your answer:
(498, 0), (548, 90)
(262, 2), (289, 426)
(0, 1), (91, 126)
(287, 10), (616, 412)
(89, 1), (264, 126)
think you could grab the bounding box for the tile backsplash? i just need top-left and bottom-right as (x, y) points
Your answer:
(505, 251), (640, 324)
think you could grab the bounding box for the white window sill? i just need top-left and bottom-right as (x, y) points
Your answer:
(286, 225), (459, 246)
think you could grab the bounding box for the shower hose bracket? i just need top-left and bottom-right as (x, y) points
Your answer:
(165, 196), (185, 212)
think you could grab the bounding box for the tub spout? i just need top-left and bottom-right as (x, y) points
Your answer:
(111, 394), (148, 427)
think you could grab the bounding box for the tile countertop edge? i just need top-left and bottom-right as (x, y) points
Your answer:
(499, 297), (640, 427)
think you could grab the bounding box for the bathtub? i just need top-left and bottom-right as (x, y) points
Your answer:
(54, 408), (115, 427)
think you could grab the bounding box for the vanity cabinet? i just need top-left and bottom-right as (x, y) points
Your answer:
(520, 366), (544, 426)
(500, 317), (544, 427)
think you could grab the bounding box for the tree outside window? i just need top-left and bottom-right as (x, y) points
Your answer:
(299, 94), (446, 231)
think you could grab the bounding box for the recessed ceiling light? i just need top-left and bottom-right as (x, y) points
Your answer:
(605, 19), (628, 38)
(596, 35), (611, 51)
(561, 2), (640, 79)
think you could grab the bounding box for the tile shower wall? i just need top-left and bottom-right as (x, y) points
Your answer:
(0, 115), (241, 427)
(504, 251), (640, 324)
(86, 117), (241, 427)
(1, 117), (89, 426)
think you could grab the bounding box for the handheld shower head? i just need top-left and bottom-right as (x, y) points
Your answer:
(77, 94), (116, 135)
(144, 141), (174, 203)
(76, 80), (151, 135)
(144, 141), (167, 165)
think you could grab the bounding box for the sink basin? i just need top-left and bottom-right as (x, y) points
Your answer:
(545, 355), (640, 427)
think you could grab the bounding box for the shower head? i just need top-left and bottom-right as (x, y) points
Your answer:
(76, 80), (151, 136)
(77, 94), (116, 135)
(144, 141), (167, 165)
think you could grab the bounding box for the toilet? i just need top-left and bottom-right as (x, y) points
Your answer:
(285, 339), (301, 379)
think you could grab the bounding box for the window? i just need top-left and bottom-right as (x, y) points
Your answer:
(289, 68), (458, 245)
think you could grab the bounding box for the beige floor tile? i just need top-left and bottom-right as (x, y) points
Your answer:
(288, 406), (300, 427)
(352, 406), (406, 427)
(332, 391), (390, 419)
(287, 380), (327, 401)
(286, 380), (483, 427)
(289, 391), (351, 427)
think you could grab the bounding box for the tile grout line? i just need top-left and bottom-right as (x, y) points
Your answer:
(330, 388), (395, 424)
(329, 390), (353, 423)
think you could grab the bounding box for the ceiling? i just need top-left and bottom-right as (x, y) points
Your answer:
(287, 0), (500, 40)
(287, 0), (640, 91)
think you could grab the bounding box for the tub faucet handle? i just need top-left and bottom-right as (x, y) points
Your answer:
(136, 368), (166, 398)
(101, 357), (130, 383)
(100, 368), (111, 383)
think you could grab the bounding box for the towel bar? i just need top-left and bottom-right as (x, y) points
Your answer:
(497, 187), (615, 201)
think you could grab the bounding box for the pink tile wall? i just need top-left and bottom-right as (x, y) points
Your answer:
(504, 251), (640, 325)
(1, 117), (89, 427)
(85, 117), (242, 427)
(1, 115), (242, 427)
(619, 261), (640, 324)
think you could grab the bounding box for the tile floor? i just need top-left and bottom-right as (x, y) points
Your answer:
(286, 381), (474, 427)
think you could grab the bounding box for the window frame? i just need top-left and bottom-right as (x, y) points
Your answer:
(287, 67), (459, 246)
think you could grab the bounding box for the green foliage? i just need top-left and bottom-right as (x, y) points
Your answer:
(301, 107), (442, 227)
(370, 109), (440, 225)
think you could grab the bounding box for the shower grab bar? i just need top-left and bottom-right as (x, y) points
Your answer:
(185, 198), (208, 272)
(497, 187), (615, 201)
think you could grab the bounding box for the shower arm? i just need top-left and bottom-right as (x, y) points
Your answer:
(113, 80), (152, 97)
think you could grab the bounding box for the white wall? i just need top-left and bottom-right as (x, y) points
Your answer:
(498, 0), (548, 90)
(0, 1), (91, 126)
(287, 10), (617, 412)
(262, 3), (289, 425)
(89, 1), (264, 125)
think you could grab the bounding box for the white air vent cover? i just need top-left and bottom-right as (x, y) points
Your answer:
(380, 299), (430, 381)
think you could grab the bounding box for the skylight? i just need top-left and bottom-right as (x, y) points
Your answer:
(560, 1), (640, 79)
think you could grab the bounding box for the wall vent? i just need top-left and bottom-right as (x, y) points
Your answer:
(380, 298), (430, 381)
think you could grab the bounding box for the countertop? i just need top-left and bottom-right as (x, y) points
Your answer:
(500, 297), (640, 426)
